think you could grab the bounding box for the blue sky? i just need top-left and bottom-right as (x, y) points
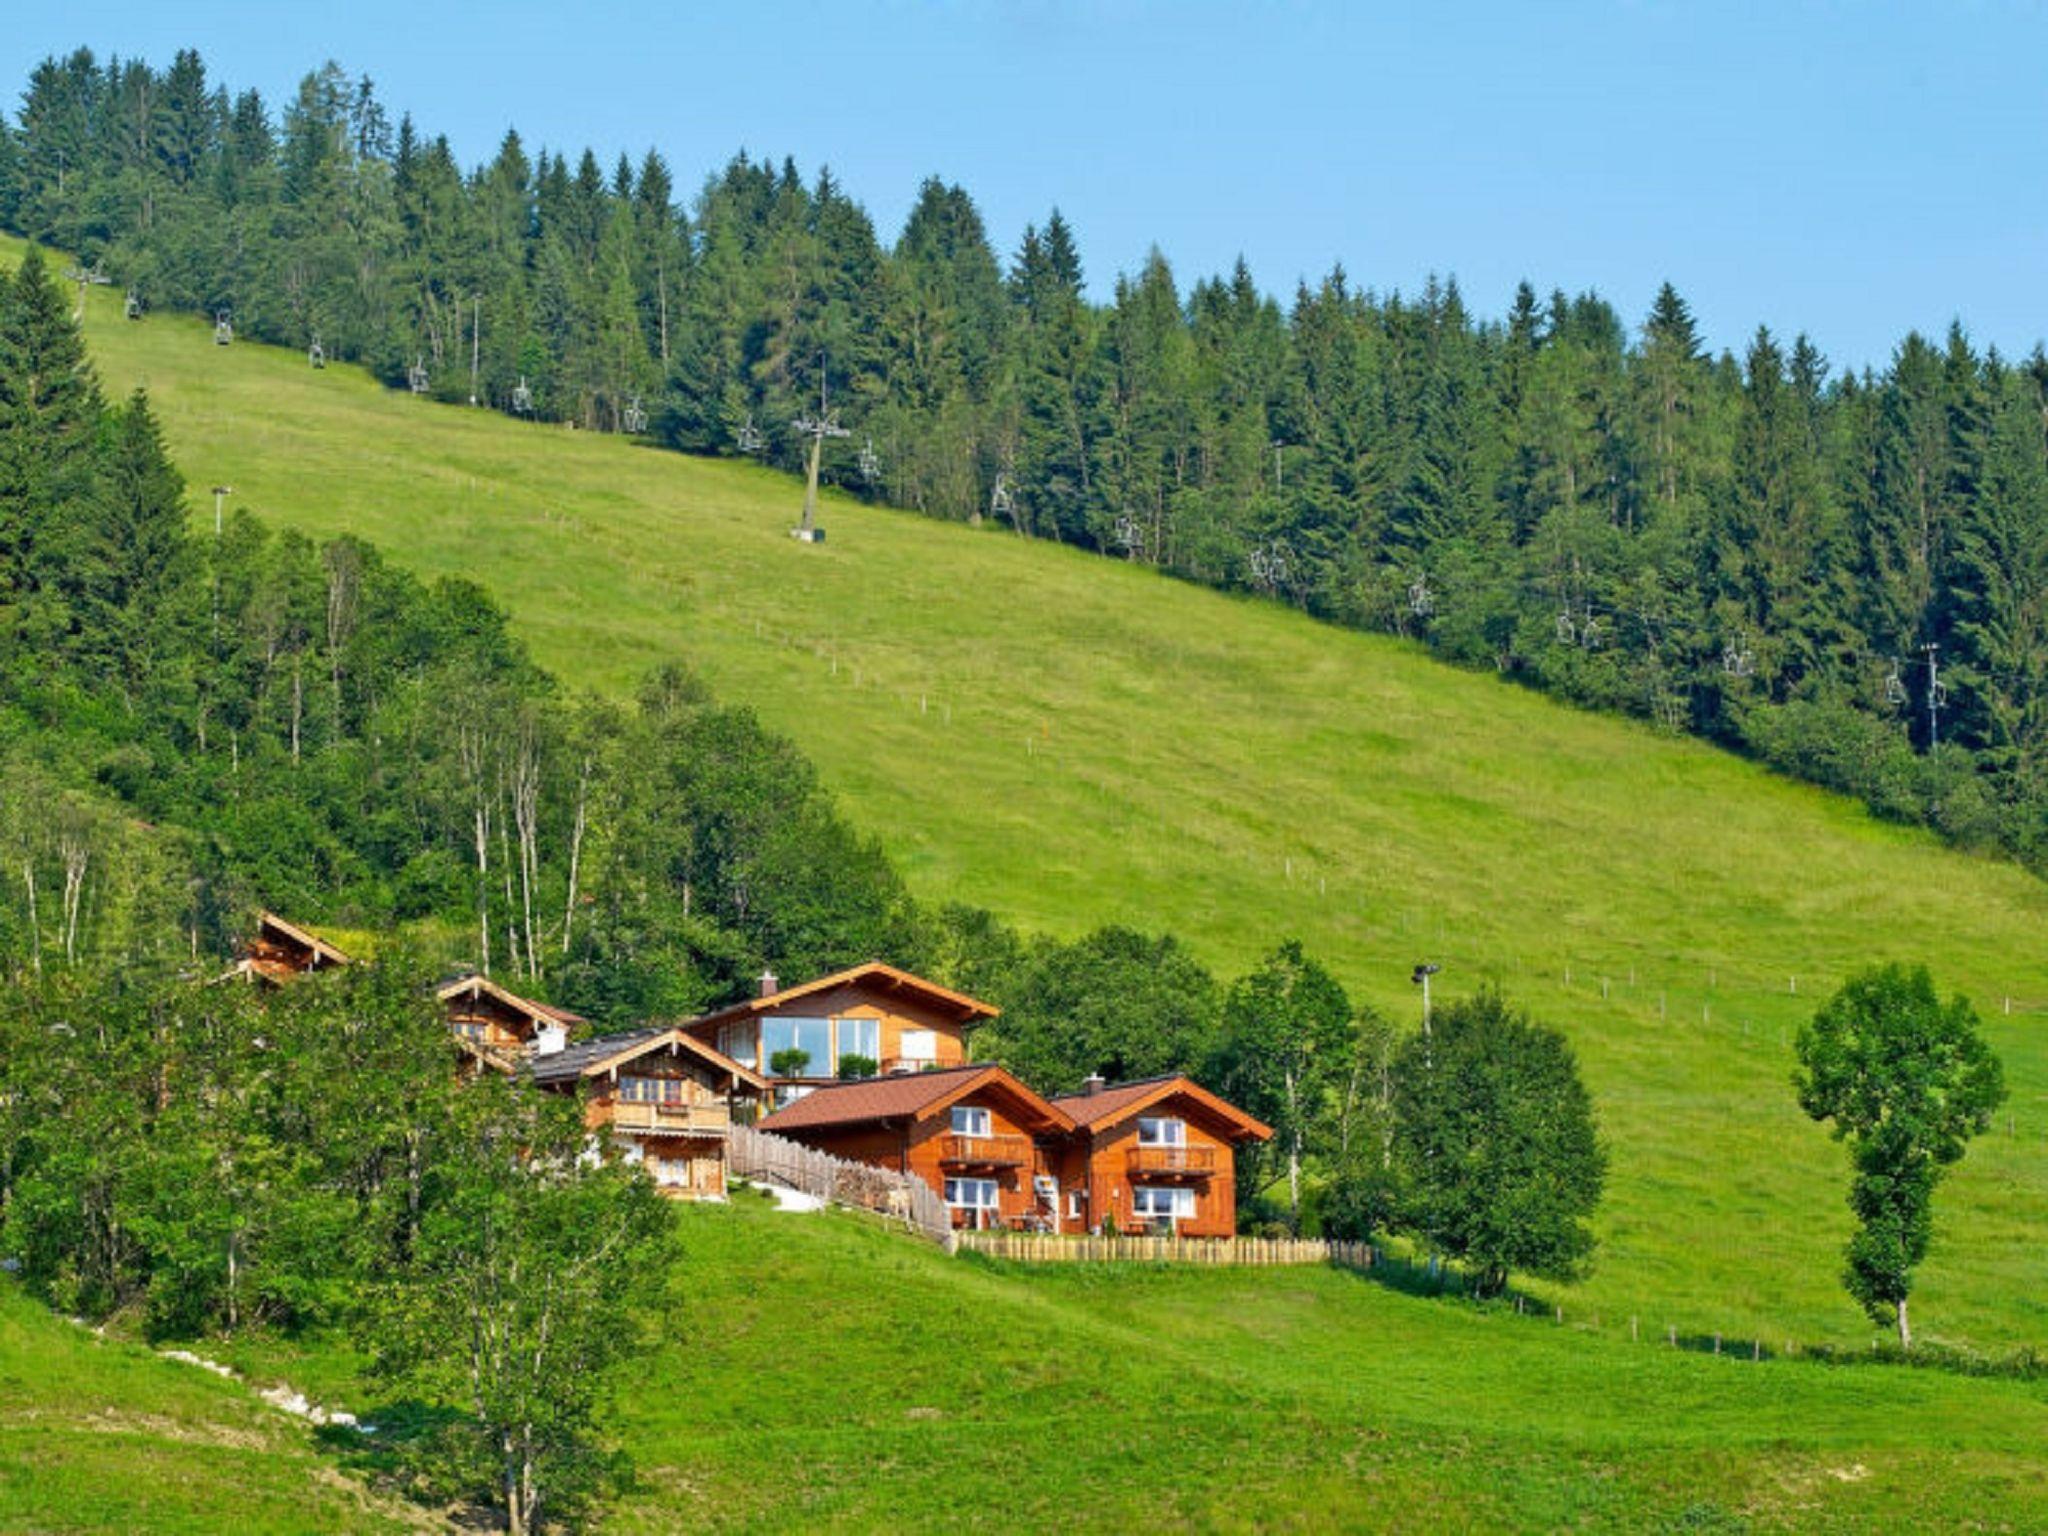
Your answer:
(6, 2), (2044, 370)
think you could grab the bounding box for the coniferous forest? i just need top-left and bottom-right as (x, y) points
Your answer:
(5, 48), (2048, 867)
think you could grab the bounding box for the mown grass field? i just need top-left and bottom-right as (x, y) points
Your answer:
(0, 1281), (418, 1533)
(205, 1198), (2048, 1532)
(12, 237), (2048, 1354)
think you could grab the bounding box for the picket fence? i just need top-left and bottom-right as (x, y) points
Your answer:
(953, 1231), (1378, 1269)
(727, 1123), (951, 1241)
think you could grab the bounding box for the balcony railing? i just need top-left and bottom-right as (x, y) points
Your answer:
(603, 1100), (731, 1135)
(879, 1056), (942, 1076)
(1126, 1143), (1216, 1178)
(938, 1133), (1032, 1167)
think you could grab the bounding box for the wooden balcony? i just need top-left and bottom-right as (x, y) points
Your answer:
(1126, 1144), (1216, 1179)
(938, 1133), (1032, 1168)
(602, 1100), (731, 1136)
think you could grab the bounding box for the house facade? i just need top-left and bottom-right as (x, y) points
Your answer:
(1044, 1076), (1272, 1239)
(757, 1064), (1075, 1229)
(439, 973), (586, 1077)
(759, 1061), (1272, 1237)
(680, 963), (999, 1106)
(529, 1026), (770, 1199)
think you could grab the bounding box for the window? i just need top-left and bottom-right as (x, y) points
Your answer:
(899, 1028), (938, 1063)
(619, 1075), (687, 1104)
(760, 1015), (832, 1076)
(1066, 1191), (1083, 1218)
(1137, 1117), (1185, 1146)
(1132, 1185), (1196, 1219)
(718, 1020), (758, 1069)
(950, 1105), (992, 1138)
(943, 1177), (999, 1209)
(834, 1015), (880, 1069)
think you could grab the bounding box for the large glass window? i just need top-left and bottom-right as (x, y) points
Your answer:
(834, 1016), (880, 1069)
(1132, 1185), (1196, 1219)
(1138, 1117), (1185, 1146)
(950, 1105), (992, 1137)
(760, 1015), (833, 1076)
(717, 1020), (758, 1068)
(944, 1177), (999, 1209)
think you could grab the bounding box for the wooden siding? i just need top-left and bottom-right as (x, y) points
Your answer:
(690, 980), (973, 1085)
(1051, 1102), (1242, 1239)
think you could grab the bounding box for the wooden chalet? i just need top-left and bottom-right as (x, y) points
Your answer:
(679, 962), (1000, 1107)
(219, 910), (352, 985)
(438, 973), (586, 1077)
(757, 1064), (1075, 1229)
(528, 1026), (770, 1199)
(760, 1065), (1272, 1236)
(1045, 1075), (1272, 1239)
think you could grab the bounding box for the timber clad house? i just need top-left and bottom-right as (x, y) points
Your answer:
(678, 962), (998, 1102)
(242, 918), (1269, 1230)
(526, 1027), (769, 1199)
(760, 1064), (1271, 1237)
(219, 910), (353, 985)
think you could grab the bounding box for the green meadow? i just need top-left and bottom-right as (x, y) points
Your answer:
(13, 234), (2045, 1354)
(201, 1199), (2048, 1532)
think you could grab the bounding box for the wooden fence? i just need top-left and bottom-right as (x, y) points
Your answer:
(728, 1123), (951, 1242)
(954, 1232), (1378, 1269)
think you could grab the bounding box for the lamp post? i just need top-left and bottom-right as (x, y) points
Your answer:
(1411, 961), (1441, 1034)
(210, 485), (233, 537)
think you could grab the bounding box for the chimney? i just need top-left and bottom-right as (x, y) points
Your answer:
(1082, 1072), (1106, 1097)
(758, 967), (780, 999)
(534, 1023), (568, 1057)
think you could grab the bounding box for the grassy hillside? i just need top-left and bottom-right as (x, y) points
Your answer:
(0, 1282), (417, 1534)
(18, 238), (2048, 1350)
(221, 1198), (2048, 1532)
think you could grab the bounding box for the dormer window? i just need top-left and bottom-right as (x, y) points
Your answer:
(1137, 1116), (1185, 1147)
(950, 1105), (992, 1138)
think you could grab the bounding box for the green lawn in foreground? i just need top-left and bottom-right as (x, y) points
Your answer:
(218, 1197), (2048, 1532)
(15, 239), (2048, 1350)
(0, 1282), (415, 1534)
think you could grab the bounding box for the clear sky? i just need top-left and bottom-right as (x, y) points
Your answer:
(6, 2), (2044, 370)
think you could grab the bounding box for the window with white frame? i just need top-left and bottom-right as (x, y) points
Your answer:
(834, 1015), (880, 1069)
(760, 1015), (832, 1076)
(718, 1020), (758, 1069)
(950, 1104), (992, 1138)
(900, 1027), (938, 1063)
(1137, 1116), (1185, 1146)
(943, 1177), (999, 1210)
(1066, 1190), (1083, 1218)
(1132, 1185), (1196, 1220)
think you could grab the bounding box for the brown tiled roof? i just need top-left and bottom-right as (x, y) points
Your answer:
(682, 962), (1000, 1036)
(1051, 1075), (1273, 1142)
(759, 1063), (1072, 1134)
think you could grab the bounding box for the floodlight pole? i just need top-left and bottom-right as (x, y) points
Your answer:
(211, 485), (233, 538)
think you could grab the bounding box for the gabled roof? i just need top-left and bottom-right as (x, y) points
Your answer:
(437, 973), (587, 1028)
(1050, 1075), (1273, 1143)
(253, 910), (352, 969)
(682, 962), (1000, 1036)
(759, 1063), (1074, 1135)
(526, 1025), (770, 1093)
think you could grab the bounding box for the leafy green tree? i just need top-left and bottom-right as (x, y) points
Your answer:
(376, 1077), (671, 1536)
(976, 926), (1221, 1096)
(1214, 941), (1351, 1231)
(1794, 963), (2006, 1348)
(1390, 988), (1605, 1296)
